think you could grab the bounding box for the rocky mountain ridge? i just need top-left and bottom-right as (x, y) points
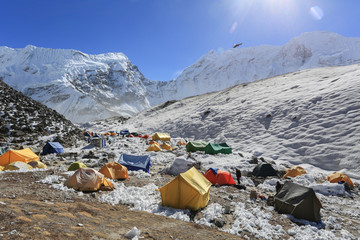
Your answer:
(0, 79), (82, 148)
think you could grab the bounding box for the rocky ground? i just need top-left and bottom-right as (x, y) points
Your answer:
(0, 170), (242, 240)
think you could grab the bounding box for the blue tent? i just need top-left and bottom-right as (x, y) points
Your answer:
(118, 154), (151, 173)
(120, 130), (130, 136)
(42, 142), (64, 155)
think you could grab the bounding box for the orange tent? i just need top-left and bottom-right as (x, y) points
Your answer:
(111, 132), (117, 136)
(177, 140), (187, 146)
(327, 172), (354, 187)
(99, 162), (129, 180)
(160, 143), (173, 151)
(149, 140), (159, 146)
(147, 144), (161, 152)
(105, 132), (111, 135)
(65, 168), (114, 192)
(283, 166), (307, 178)
(0, 148), (39, 166)
(204, 168), (235, 185)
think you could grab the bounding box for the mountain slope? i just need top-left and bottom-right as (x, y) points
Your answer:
(0, 45), (150, 123)
(145, 31), (360, 106)
(1, 31), (360, 123)
(90, 64), (360, 177)
(0, 79), (82, 147)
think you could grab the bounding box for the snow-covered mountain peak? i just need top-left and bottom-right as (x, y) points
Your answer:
(0, 45), (150, 123)
(1, 31), (360, 123)
(145, 31), (360, 106)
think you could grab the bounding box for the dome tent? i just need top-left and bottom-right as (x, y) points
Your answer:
(0, 148), (39, 166)
(99, 162), (129, 180)
(65, 168), (114, 192)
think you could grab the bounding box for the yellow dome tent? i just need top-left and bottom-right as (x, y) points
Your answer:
(4, 161), (33, 171)
(157, 167), (211, 211)
(327, 172), (354, 187)
(65, 168), (114, 192)
(99, 162), (129, 180)
(283, 166), (307, 178)
(160, 143), (173, 151)
(0, 166), (4, 171)
(0, 148), (39, 166)
(147, 144), (162, 152)
(152, 133), (171, 141)
(28, 161), (47, 169)
(68, 161), (87, 171)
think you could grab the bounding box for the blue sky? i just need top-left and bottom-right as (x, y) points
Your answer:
(1, 0), (359, 81)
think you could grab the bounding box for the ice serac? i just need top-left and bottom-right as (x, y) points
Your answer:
(0, 45), (150, 123)
(145, 31), (360, 106)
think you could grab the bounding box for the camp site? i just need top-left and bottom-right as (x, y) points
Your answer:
(1, 6), (360, 238)
(1, 116), (359, 240)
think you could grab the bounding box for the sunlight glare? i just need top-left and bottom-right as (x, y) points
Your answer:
(310, 6), (324, 20)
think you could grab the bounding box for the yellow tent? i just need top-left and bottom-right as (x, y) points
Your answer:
(147, 144), (162, 152)
(0, 166), (4, 171)
(99, 162), (129, 180)
(160, 143), (173, 151)
(327, 172), (354, 187)
(28, 161), (47, 169)
(152, 133), (171, 141)
(283, 166), (307, 178)
(68, 161), (87, 171)
(0, 148), (39, 166)
(4, 161), (33, 171)
(157, 167), (211, 211)
(65, 168), (114, 192)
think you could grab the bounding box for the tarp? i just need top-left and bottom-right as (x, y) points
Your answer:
(65, 168), (114, 192)
(0, 148), (39, 166)
(164, 157), (195, 176)
(99, 162), (129, 180)
(283, 166), (307, 178)
(120, 130), (130, 136)
(4, 161), (33, 171)
(157, 167), (211, 211)
(186, 141), (208, 152)
(275, 181), (322, 222)
(204, 143), (232, 155)
(204, 168), (236, 185)
(327, 172), (354, 187)
(68, 161), (87, 171)
(118, 154), (151, 173)
(147, 144), (162, 152)
(42, 142), (64, 155)
(28, 161), (47, 169)
(152, 133), (171, 141)
(252, 163), (278, 177)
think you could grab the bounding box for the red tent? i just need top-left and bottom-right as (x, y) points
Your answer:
(204, 168), (235, 185)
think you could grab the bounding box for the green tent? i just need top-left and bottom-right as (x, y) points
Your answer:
(68, 161), (87, 171)
(204, 143), (232, 155)
(186, 141), (209, 152)
(252, 163), (277, 177)
(275, 181), (322, 222)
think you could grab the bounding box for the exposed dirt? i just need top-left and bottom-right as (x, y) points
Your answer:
(0, 170), (242, 240)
